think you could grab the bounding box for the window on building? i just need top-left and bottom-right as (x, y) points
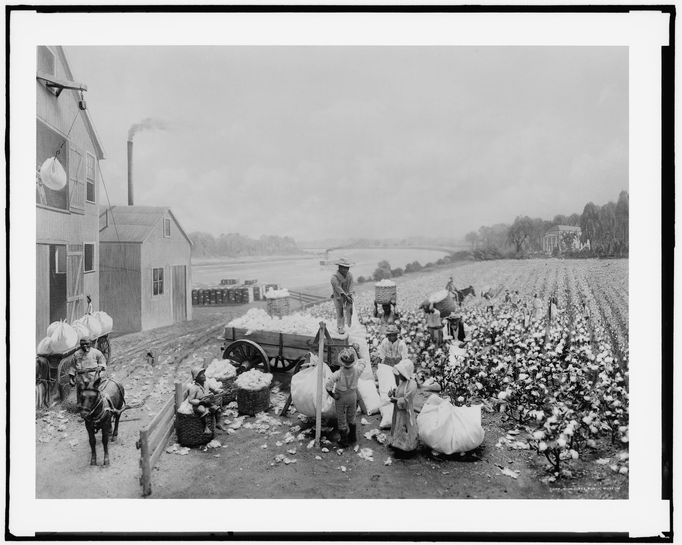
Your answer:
(163, 218), (171, 238)
(37, 46), (56, 76)
(86, 153), (96, 203)
(153, 267), (164, 296)
(36, 120), (69, 210)
(84, 243), (95, 272)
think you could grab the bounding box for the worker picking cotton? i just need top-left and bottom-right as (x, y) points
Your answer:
(376, 324), (409, 367)
(325, 348), (366, 448)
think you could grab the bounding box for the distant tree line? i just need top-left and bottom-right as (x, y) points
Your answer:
(189, 232), (300, 258)
(356, 255), (466, 283)
(463, 190), (629, 259)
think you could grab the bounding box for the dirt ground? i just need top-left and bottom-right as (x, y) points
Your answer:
(35, 270), (628, 500)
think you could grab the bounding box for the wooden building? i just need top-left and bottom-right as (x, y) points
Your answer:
(36, 46), (106, 343)
(99, 206), (192, 334)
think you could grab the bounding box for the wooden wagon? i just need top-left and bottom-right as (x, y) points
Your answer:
(35, 334), (111, 409)
(220, 326), (349, 372)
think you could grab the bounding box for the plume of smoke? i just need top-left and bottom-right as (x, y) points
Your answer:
(128, 117), (169, 141)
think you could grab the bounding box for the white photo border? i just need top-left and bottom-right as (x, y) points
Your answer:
(6, 4), (672, 538)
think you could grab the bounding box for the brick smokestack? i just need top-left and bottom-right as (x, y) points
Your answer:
(127, 140), (134, 206)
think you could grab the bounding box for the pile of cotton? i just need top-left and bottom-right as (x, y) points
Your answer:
(235, 369), (273, 391)
(177, 400), (194, 415)
(228, 308), (343, 338)
(265, 288), (290, 299)
(206, 377), (223, 391)
(205, 358), (237, 380)
(375, 279), (396, 287)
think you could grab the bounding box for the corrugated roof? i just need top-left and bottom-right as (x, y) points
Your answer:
(99, 206), (192, 245)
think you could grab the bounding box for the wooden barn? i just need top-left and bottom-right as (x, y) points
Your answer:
(36, 46), (106, 343)
(99, 206), (192, 334)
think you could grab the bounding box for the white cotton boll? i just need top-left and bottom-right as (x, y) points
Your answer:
(177, 400), (193, 415)
(538, 441), (547, 452)
(557, 436), (567, 448)
(235, 369), (273, 391)
(533, 430), (545, 440)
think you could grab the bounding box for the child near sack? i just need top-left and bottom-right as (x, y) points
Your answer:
(325, 348), (366, 448)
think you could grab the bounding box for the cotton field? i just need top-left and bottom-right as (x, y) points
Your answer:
(310, 258), (629, 480)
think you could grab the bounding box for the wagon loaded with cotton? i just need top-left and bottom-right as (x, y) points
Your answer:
(219, 308), (350, 373)
(35, 312), (114, 409)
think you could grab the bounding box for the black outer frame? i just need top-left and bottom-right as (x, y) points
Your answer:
(4, 2), (675, 542)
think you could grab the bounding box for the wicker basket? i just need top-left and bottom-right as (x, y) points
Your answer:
(266, 297), (290, 318)
(237, 386), (270, 416)
(175, 412), (215, 447)
(375, 284), (397, 304)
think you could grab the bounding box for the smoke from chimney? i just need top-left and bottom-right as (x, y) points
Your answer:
(126, 117), (169, 206)
(127, 117), (169, 141)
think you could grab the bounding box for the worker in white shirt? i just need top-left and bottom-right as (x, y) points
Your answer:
(423, 302), (443, 346)
(330, 257), (354, 335)
(376, 324), (409, 367)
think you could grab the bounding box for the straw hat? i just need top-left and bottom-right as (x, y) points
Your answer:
(393, 359), (414, 380)
(335, 257), (353, 268)
(338, 348), (357, 368)
(385, 324), (399, 336)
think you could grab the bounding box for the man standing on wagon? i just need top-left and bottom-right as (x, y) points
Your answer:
(330, 257), (355, 335)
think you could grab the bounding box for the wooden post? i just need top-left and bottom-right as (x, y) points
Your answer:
(314, 321), (326, 448)
(139, 429), (152, 497)
(175, 382), (183, 411)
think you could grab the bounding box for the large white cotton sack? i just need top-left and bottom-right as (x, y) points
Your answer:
(46, 321), (62, 338)
(49, 322), (79, 353)
(357, 379), (385, 415)
(37, 336), (52, 355)
(81, 314), (103, 340)
(379, 403), (394, 429)
(376, 364), (396, 402)
(290, 363), (336, 419)
(93, 311), (113, 334)
(417, 394), (485, 455)
(72, 322), (90, 342)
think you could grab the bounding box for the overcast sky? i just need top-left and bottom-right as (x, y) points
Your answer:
(65, 46), (628, 241)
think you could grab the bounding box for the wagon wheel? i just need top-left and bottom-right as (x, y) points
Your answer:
(271, 355), (303, 372)
(223, 339), (270, 374)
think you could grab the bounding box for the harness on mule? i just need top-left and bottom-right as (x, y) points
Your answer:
(80, 378), (129, 430)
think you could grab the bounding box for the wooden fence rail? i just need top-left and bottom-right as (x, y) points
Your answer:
(137, 381), (188, 497)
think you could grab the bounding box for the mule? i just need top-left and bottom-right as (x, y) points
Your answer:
(455, 285), (476, 304)
(76, 370), (126, 466)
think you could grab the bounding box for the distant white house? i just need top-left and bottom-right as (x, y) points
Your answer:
(543, 225), (588, 254)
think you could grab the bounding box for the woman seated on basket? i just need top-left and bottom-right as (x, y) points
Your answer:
(188, 366), (226, 435)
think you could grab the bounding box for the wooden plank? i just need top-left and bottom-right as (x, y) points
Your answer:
(150, 415), (177, 470)
(139, 429), (152, 497)
(143, 395), (175, 434)
(147, 401), (176, 450)
(315, 322), (326, 447)
(175, 382), (186, 410)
